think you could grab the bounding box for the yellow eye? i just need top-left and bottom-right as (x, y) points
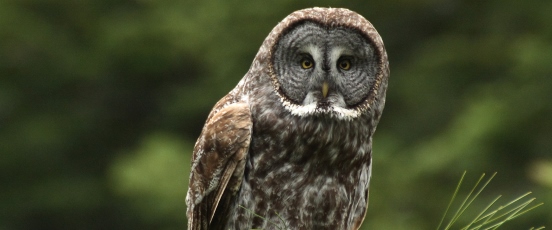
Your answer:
(301, 58), (314, 69)
(338, 59), (351, 70)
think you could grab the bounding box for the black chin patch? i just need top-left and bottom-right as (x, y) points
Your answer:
(317, 100), (330, 108)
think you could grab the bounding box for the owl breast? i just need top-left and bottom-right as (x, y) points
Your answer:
(223, 82), (374, 229)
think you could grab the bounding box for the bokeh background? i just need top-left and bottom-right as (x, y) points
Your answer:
(1, 0), (551, 229)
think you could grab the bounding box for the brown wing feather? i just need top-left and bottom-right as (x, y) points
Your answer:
(186, 101), (252, 230)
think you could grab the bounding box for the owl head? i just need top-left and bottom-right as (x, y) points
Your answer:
(256, 8), (389, 120)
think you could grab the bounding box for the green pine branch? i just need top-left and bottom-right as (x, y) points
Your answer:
(437, 171), (544, 230)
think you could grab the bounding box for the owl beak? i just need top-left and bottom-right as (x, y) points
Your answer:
(322, 82), (329, 98)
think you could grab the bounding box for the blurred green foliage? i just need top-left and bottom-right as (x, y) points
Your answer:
(0, 0), (551, 229)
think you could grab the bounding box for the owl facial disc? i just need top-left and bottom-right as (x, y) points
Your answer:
(272, 21), (379, 119)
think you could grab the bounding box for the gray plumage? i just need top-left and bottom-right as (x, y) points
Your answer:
(186, 7), (389, 230)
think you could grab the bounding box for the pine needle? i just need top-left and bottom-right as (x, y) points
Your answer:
(436, 172), (544, 230)
(437, 171), (467, 230)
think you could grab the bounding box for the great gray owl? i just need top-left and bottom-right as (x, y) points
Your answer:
(186, 7), (389, 230)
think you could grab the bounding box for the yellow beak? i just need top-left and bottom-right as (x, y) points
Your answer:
(322, 82), (329, 98)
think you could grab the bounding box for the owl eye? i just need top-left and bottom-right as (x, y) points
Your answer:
(338, 59), (351, 70)
(300, 58), (314, 69)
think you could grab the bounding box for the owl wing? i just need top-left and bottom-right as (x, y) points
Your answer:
(186, 100), (252, 230)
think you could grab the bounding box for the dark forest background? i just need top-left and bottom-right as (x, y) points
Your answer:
(1, 0), (551, 229)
